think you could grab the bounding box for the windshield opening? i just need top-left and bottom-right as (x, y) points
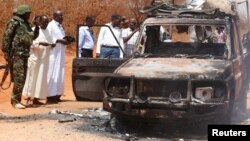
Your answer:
(137, 24), (230, 59)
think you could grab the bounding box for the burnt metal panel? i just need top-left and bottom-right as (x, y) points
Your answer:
(72, 58), (127, 101)
(135, 79), (188, 99)
(103, 97), (228, 120)
(115, 58), (232, 80)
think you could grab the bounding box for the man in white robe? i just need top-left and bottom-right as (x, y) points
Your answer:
(22, 15), (54, 105)
(47, 10), (69, 103)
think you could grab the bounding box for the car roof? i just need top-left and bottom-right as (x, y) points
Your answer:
(143, 17), (228, 25)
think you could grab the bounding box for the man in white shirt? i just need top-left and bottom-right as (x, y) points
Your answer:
(47, 10), (70, 103)
(78, 16), (95, 58)
(122, 18), (139, 57)
(96, 14), (124, 58)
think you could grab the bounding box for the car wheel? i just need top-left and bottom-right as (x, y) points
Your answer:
(239, 83), (248, 112)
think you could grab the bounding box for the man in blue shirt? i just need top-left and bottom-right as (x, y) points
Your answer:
(78, 16), (95, 57)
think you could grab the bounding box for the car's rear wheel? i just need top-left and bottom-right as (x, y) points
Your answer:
(239, 82), (248, 111)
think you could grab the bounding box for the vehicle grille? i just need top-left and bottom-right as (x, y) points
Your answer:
(136, 80), (188, 99)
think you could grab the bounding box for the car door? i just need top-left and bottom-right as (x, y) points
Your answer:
(72, 25), (127, 101)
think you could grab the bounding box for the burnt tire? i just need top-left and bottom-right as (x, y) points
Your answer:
(109, 115), (132, 134)
(239, 83), (248, 112)
(220, 90), (235, 124)
(218, 107), (232, 124)
(111, 114), (152, 133)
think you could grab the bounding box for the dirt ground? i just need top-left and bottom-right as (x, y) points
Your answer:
(0, 52), (119, 141)
(1, 50), (250, 141)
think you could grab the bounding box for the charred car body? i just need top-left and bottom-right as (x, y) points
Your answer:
(72, 3), (250, 122)
(102, 7), (250, 121)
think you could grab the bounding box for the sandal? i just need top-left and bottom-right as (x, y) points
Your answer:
(25, 97), (32, 105)
(33, 98), (44, 105)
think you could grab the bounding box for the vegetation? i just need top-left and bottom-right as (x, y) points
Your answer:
(0, 0), (151, 55)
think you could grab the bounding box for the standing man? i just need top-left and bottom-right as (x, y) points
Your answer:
(120, 16), (129, 29)
(204, 26), (218, 43)
(96, 14), (124, 58)
(47, 10), (70, 103)
(122, 18), (139, 57)
(22, 15), (55, 105)
(78, 16), (95, 58)
(2, 4), (35, 109)
(215, 26), (226, 43)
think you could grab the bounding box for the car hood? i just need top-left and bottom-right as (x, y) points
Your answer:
(114, 58), (232, 80)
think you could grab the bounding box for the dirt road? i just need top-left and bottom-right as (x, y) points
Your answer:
(1, 51), (250, 141)
(0, 53), (119, 141)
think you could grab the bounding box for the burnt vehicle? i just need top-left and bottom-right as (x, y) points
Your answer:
(101, 8), (250, 121)
(72, 3), (250, 122)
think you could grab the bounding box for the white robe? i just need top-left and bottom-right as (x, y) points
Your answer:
(22, 28), (53, 99)
(47, 20), (66, 97)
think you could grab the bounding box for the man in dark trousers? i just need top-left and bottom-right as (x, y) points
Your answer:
(78, 16), (95, 58)
(96, 14), (124, 58)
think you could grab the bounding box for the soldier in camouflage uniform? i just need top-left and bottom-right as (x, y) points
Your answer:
(2, 4), (35, 109)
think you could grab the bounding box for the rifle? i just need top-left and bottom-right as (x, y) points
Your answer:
(0, 18), (19, 91)
(0, 57), (13, 90)
(0, 65), (6, 69)
(1, 42), (15, 90)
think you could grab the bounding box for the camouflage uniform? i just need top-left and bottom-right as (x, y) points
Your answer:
(2, 6), (33, 105)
